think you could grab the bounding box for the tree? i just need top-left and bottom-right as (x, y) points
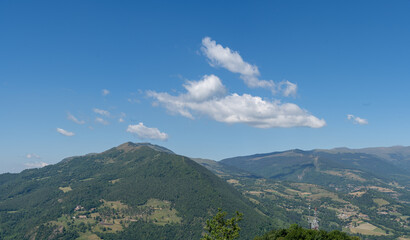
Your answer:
(254, 224), (361, 240)
(201, 208), (243, 240)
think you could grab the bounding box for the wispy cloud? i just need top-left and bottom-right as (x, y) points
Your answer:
(279, 81), (297, 97)
(347, 114), (368, 125)
(93, 108), (110, 116)
(95, 117), (109, 125)
(118, 112), (126, 123)
(26, 153), (40, 159)
(148, 75), (325, 128)
(201, 37), (297, 96)
(128, 98), (140, 104)
(67, 113), (85, 124)
(127, 123), (168, 141)
(24, 161), (49, 169)
(102, 89), (110, 96)
(57, 128), (75, 136)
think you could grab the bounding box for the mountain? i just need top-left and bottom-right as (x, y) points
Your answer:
(212, 147), (410, 239)
(191, 158), (260, 179)
(0, 142), (270, 240)
(326, 146), (410, 171)
(2, 144), (409, 239)
(221, 148), (410, 189)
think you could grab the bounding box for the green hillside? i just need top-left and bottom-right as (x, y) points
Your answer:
(198, 148), (410, 239)
(221, 149), (410, 189)
(326, 146), (410, 178)
(3, 143), (409, 239)
(0, 142), (270, 240)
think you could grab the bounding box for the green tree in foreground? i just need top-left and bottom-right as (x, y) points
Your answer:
(201, 208), (243, 240)
(254, 224), (360, 240)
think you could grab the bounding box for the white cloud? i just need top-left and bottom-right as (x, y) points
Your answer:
(102, 89), (110, 96)
(279, 80), (298, 97)
(24, 161), (49, 169)
(26, 153), (40, 159)
(347, 114), (368, 125)
(93, 108), (110, 116)
(201, 37), (260, 78)
(67, 113), (85, 124)
(148, 76), (325, 128)
(201, 37), (297, 96)
(183, 75), (226, 101)
(127, 123), (168, 141)
(95, 117), (109, 125)
(57, 128), (75, 136)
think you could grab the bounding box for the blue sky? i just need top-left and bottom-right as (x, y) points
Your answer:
(1, 0), (410, 173)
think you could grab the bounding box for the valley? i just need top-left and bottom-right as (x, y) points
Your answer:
(196, 147), (410, 239)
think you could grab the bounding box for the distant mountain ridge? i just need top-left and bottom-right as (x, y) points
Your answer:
(220, 146), (410, 189)
(325, 146), (410, 170)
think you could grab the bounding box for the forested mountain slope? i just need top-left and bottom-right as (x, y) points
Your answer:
(221, 148), (410, 189)
(194, 148), (410, 239)
(0, 142), (270, 240)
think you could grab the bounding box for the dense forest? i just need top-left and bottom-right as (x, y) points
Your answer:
(0, 143), (270, 239)
(254, 224), (360, 240)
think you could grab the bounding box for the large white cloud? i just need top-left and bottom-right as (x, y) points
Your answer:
(57, 128), (75, 136)
(127, 123), (168, 141)
(347, 114), (368, 125)
(201, 37), (297, 96)
(148, 75), (325, 128)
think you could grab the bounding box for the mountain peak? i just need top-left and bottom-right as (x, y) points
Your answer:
(115, 142), (142, 152)
(115, 142), (174, 154)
